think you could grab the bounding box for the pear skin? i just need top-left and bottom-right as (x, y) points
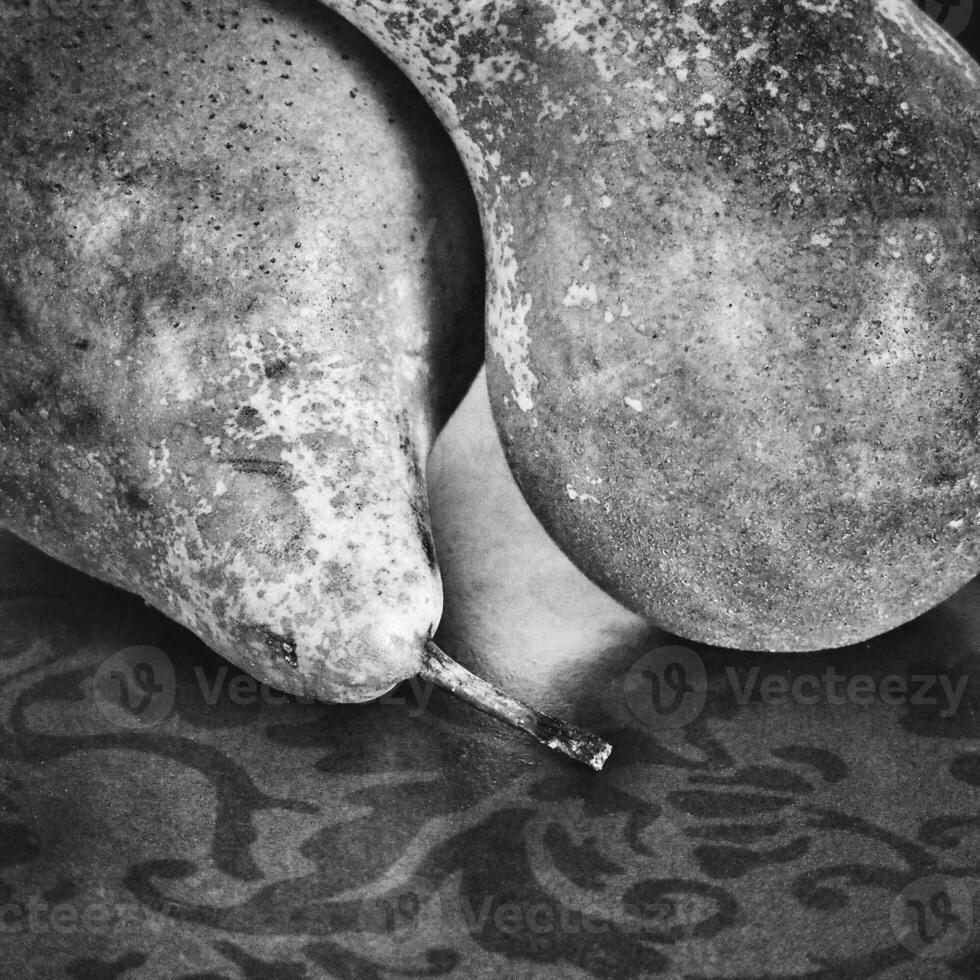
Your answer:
(0, 0), (485, 700)
(321, 0), (980, 651)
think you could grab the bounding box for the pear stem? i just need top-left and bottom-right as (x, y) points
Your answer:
(418, 640), (612, 770)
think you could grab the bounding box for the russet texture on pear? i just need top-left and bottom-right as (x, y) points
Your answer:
(321, 0), (980, 650)
(0, 0), (485, 699)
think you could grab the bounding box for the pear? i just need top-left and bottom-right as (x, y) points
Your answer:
(322, 0), (980, 650)
(0, 0), (611, 766)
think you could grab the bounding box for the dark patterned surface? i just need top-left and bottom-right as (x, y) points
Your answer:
(4, 375), (980, 979)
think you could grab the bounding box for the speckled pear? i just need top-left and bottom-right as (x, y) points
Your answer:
(0, 0), (612, 768)
(323, 0), (980, 650)
(0, 0), (486, 701)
